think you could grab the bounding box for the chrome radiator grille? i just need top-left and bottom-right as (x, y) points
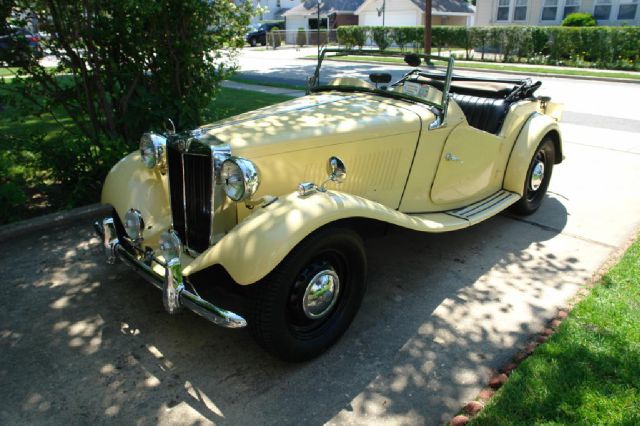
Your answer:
(167, 141), (212, 253)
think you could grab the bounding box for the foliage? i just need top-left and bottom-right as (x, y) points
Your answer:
(336, 25), (367, 49)
(370, 27), (390, 51)
(2, 0), (252, 208)
(0, 84), (293, 224)
(336, 25), (640, 70)
(472, 237), (640, 425)
(269, 29), (282, 48)
(562, 12), (597, 27)
(297, 27), (306, 47)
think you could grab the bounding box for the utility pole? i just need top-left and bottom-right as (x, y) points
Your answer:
(317, 1), (324, 61)
(424, 0), (432, 55)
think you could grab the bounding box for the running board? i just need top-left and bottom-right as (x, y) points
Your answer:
(446, 190), (520, 224)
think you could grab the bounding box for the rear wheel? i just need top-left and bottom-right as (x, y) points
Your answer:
(510, 137), (555, 216)
(248, 227), (367, 362)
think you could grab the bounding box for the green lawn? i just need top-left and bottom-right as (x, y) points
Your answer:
(321, 55), (640, 81)
(471, 238), (640, 425)
(0, 67), (20, 76)
(0, 85), (292, 224)
(227, 75), (306, 91)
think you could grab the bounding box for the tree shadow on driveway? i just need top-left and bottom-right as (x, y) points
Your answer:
(1, 196), (598, 425)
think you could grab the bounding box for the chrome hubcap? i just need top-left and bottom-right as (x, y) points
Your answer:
(301, 269), (340, 320)
(530, 161), (545, 191)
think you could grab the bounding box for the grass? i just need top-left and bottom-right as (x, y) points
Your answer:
(227, 75), (306, 91)
(471, 237), (640, 425)
(0, 67), (21, 76)
(0, 84), (292, 224)
(320, 55), (640, 81)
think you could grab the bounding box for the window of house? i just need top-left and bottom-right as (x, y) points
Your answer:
(308, 18), (328, 30)
(514, 0), (528, 20)
(541, 0), (559, 20)
(594, 0), (612, 20)
(563, 0), (581, 18)
(276, 0), (281, 7)
(618, 0), (638, 19)
(497, 0), (511, 21)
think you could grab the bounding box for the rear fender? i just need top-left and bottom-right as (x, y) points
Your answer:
(503, 113), (562, 195)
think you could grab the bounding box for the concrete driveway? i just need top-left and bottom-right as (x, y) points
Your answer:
(1, 49), (640, 425)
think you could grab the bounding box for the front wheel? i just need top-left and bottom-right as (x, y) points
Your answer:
(249, 38), (257, 47)
(248, 227), (367, 361)
(510, 137), (555, 216)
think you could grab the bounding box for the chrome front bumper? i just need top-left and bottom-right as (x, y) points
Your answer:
(94, 218), (247, 329)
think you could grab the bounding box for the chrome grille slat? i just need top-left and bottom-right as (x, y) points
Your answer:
(167, 141), (213, 253)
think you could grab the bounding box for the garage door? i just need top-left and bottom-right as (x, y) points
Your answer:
(359, 11), (381, 26)
(386, 11), (419, 26)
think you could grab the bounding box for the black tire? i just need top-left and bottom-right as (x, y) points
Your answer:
(510, 137), (555, 216)
(248, 227), (367, 362)
(249, 38), (257, 47)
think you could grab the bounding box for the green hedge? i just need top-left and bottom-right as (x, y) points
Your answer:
(336, 25), (640, 70)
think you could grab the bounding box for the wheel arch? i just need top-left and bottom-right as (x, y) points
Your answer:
(182, 190), (463, 285)
(503, 113), (562, 196)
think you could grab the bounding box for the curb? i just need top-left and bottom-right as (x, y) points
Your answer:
(315, 57), (640, 85)
(0, 203), (111, 240)
(447, 232), (639, 425)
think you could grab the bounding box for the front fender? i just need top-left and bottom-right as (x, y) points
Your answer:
(503, 112), (562, 196)
(182, 190), (468, 284)
(101, 151), (171, 247)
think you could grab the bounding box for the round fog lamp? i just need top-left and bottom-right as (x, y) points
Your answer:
(159, 230), (182, 260)
(124, 209), (145, 242)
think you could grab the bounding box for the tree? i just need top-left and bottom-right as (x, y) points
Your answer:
(562, 12), (597, 27)
(2, 0), (252, 201)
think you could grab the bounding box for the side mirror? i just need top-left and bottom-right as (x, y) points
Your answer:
(326, 156), (347, 184)
(369, 73), (392, 86)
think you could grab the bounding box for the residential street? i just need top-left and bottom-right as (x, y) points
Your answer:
(2, 48), (640, 425)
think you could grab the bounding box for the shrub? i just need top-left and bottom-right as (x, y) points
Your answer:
(336, 25), (639, 69)
(562, 12), (597, 27)
(391, 27), (414, 52)
(297, 27), (307, 47)
(5, 0), (253, 207)
(337, 26), (367, 49)
(371, 27), (391, 51)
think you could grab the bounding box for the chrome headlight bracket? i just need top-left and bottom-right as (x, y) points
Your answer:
(140, 132), (168, 173)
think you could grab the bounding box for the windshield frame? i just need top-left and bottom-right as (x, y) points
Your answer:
(310, 48), (455, 118)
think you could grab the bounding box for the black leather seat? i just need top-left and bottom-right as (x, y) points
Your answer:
(451, 94), (510, 135)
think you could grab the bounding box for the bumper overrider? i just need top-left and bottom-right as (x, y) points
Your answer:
(94, 216), (247, 329)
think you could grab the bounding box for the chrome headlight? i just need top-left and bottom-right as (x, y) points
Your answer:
(124, 208), (144, 243)
(140, 132), (167, 171)
(220, 157), (259, 202)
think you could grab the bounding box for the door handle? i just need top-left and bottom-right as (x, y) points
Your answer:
(445, 152), (462, 163)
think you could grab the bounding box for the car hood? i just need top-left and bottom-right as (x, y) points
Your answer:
(196, 92), (429, 159)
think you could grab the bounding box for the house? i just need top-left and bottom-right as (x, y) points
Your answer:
(242, 0), (299, 24)
(355, 0), (476, 26)
(475, 0), (639, 26)
(283, 0), (364, 34)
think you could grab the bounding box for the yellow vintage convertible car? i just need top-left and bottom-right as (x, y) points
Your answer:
(95, 49), (563, 361)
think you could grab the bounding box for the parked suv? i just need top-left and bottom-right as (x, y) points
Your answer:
(245, 21), (283, 47)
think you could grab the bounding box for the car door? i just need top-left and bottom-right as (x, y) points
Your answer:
(430, 125), (508, 205)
